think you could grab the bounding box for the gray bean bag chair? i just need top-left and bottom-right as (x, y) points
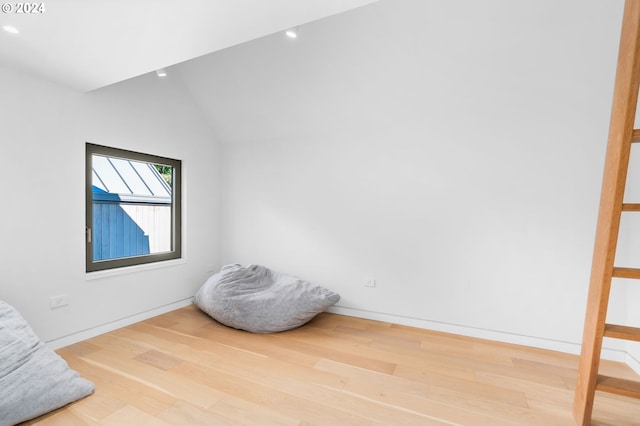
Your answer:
(194, 264), (340, 333)
(0, 300), (94, 426)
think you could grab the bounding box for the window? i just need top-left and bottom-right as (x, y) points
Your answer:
(86, 143), (182, 272)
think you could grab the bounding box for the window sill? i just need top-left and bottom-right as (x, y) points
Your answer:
(85, 258), (186, 281)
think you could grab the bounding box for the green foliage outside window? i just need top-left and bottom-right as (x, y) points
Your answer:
(154, 164), (173, 186)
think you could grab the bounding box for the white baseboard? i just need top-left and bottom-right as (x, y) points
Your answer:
(45, 300), (631, 368)
(45, 298), (194, 350)
(626, 352), (640, 376)
(326, 305), (628, 363)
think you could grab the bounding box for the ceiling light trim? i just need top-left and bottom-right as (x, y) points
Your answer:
(285, 27), (299, 39)
(2, 25), (19, 34)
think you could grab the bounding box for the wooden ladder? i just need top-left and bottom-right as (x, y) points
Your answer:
(573, 0), (640, 424)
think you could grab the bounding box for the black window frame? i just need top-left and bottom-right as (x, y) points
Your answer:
(85, 143), (182, 272)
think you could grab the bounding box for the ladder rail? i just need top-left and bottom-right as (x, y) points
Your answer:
(573, 1), (640, 424)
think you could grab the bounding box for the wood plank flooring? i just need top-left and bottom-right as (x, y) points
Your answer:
(23, 305), (640, 425)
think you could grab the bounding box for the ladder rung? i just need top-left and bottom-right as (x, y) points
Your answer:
(622, 203), (640, 211)
(633, 129), (640, 142)
(596, 375), (640, 399)
(604, 324), (640, 341)
(612, 267), (640, 279)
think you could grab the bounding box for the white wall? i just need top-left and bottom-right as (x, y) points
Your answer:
(0, 65), (221, 346)
(0, 0), (633, 362)
(179, 0), (628, 355)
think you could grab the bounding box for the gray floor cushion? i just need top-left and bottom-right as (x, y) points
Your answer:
(0, 300), (94, 426)
(194, 264), (340, 333)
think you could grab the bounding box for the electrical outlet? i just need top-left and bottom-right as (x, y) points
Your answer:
(364, 278), (376, 288)
(49, 294), (69, 309)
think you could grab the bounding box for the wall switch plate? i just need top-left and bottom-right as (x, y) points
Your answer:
(364, 278), (376, 288)
(50, 294), (69, 309)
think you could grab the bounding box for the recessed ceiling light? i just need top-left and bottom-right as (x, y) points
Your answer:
(156, 68), (167, 77)
(2, 25), (19, 34)
(285, 28), (298, 39)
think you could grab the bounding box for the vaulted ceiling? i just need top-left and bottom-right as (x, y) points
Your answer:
(0, 0), (378, 92)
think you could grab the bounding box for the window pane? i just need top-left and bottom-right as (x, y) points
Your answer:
(86, 144), (181, 272)
(92, 155), (130, 194)
(109, 158), (153, 197)
(132, 162), (171, 198)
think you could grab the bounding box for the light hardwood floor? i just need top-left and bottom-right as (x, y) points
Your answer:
(24, 305), (640, 425)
